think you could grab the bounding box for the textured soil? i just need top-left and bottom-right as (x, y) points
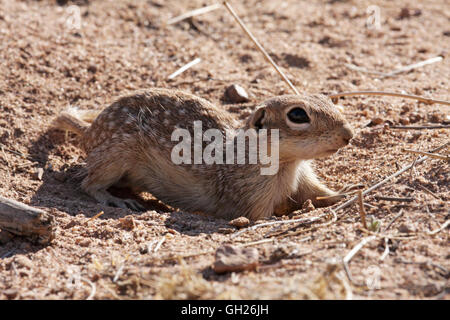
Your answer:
(0, 0), (448, 300)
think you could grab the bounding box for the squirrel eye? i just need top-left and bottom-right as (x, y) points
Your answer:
(287, 108), (309, 124)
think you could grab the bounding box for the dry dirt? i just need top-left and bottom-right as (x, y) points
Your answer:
(0, 0), (449, 300)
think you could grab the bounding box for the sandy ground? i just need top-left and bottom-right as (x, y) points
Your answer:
(0, 0), (448, 299)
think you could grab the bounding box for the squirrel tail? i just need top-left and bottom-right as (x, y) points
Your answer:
(53, 107), (101, 136)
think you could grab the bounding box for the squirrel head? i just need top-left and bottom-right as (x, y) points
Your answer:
(246, 94), (354, 161)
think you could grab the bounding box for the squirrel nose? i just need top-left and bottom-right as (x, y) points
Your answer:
(340, 124), (354, 145)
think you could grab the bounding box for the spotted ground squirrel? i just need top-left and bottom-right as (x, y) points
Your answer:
(54, 88), (353, 220)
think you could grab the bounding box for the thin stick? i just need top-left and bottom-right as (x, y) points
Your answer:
(81, 277), (96, 300)
(357, 190), (367, 229)
(380, 238), (390, 261)
(382, 56), (443, 78)
(417, 184), (441, 200)
(328, 91), (450, 106)
(167, 3), (222, 25)
(345, 63), (388, 76)
(342, 235), (377, 284)
(222, 1), (299, 95)
(239, 238), (275, 247)
(334, 142), (449, 213)
(358, 228), (417, 240)
(168, 58), (202, 80)
(153, 236), (166, 253)
(384, 209), (404, 231)
(426, 219), (450, 236)
(391, 124), (450, 130)
(375, 196), (414, 202)
(230, 211), (331, 239)
(343, 236), (376, 264)
(113, 263), (124, 283)
(87, 211), (104, 222)
(402, 149), (449, 161)
(346, 56), (443, 78)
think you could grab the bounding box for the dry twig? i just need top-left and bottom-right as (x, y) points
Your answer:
(334, 142), (449, 214)
(402, 149), (449, 162)
(390, 124), (450, 130)
(357, 190), (367, 229)
(168, 58), (202, 80)
(328, 91), (450, 106)
(222, 1), (299, 95)
(342, 235), (377, 285)
(166, 3), (221, 25)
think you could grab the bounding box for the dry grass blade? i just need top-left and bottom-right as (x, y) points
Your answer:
(417, 184), (441, 200)
(359, 228), (417, 240)
(380, 238), (390, 261)
(328, 91), (450, 106)
(375, 196), (414, 202)
(390, 124), (450, 130)
(222, 1), (299, 95)
(345, 63), (388, 76)
(166, 3), (222, 25)
(402, 149), (449, 161)
(335, 142), (449, 213)
(153, 236), (166, 253)
(426, 220), (450, 236)
(230, 211), (331, 239)
(113, 263), (124, 283)
(342, 235), (377, 285)
(81, 277), (96, 300)
(357, 190), (367, 229)
(381, 56), (443, 78)
(345, 56), (443, 78)
(168, 58), (202, 80)
(384, 209), (404, 232)
(87, 211), (104, 222)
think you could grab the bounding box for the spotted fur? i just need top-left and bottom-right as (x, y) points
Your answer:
(53, 88), (353, 219)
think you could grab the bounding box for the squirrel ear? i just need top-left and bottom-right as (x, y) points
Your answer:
(248, 107), (266, 130)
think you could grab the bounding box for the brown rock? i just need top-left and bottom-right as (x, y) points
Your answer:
(213, 245), (259, 274)
(77, 238), (91, 247)
(369, 117), (384, 126)
(398, 223), (415, 234)
(399, 117), (410, 125)
(225, 84), (250, 103)
(229, 216), (250, 228)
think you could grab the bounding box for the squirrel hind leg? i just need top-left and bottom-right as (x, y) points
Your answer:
(81, 151), (145, 211)
(85, 188), (145, 211)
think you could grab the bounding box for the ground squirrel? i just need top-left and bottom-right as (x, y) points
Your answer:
(54, 88), (353, 220)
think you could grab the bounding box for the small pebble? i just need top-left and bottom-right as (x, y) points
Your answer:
(225, 84), (250, 103)
(229, 216), (250, 228)
(213, 245), (259, 274)
(369, 117), (384, 126)
(3, 288), (18, 300)
(398, 223), (415, 234)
